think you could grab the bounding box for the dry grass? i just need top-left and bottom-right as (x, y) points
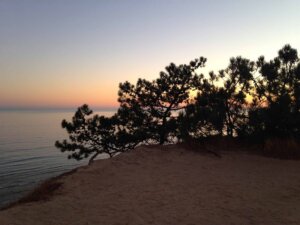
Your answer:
(180, 136), (300, 160)
(180, 136), (255, 153)
(17, 180), (62, 203)
(263, 138), (300, 159)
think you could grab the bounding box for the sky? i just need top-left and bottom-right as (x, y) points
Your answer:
(0, 0), (299, 109)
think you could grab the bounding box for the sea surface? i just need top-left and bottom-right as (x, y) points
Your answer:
(0, 109), (115, 208)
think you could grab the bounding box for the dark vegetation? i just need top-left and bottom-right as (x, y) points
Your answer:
(1, 168), (78, 210)
(56, 45), (300, 163)
(1, 180), (62, 210)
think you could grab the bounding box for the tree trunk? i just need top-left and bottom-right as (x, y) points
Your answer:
(159, 127), (165, 145)
(159, 116), (167, 145)
(88, 152), (100, 165)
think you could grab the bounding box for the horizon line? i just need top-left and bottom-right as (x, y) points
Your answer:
(0, 106), (118, 112)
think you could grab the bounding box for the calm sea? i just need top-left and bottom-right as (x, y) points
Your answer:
(0, 109), (115, 207)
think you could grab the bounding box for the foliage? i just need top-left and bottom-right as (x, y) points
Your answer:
(56, 44), (300, 162)
(55, 104), (139, 164)
(250, 44), (300, 138)
(178, 56), (255, 139)
(118, 57), (207, 144)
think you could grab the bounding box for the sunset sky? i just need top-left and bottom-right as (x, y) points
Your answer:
(0, 0), (299, 109)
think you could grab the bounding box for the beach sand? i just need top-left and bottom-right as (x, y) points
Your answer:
(1, 145), (300, 225)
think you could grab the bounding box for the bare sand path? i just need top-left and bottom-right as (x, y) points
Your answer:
(1, 145), (300, 225)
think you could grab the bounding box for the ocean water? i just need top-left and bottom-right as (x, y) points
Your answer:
(0, 109), (115, 208)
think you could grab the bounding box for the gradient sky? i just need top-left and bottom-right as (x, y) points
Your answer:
(0, 0), (299, 109)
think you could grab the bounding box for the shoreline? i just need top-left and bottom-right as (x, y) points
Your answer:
(0, 167), (80, 211)
(1, 144), (219, 210)
(1, 145), (300, 225)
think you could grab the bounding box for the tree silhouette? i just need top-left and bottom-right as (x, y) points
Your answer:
(56, 44), (300, 162)
(179, 56), (255, 139)
(251, 44), (300, 138)
(177, 72), (226, 140)
(55, 105), (139, 164)
(118, 57), (207, 144)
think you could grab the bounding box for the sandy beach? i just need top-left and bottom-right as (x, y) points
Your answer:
(1, 145), (300, 225)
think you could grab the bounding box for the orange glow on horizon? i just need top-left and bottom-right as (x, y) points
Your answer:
(0, 81), (120, 109)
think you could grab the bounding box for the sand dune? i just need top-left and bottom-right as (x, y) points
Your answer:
(1, 145), (300, 225)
